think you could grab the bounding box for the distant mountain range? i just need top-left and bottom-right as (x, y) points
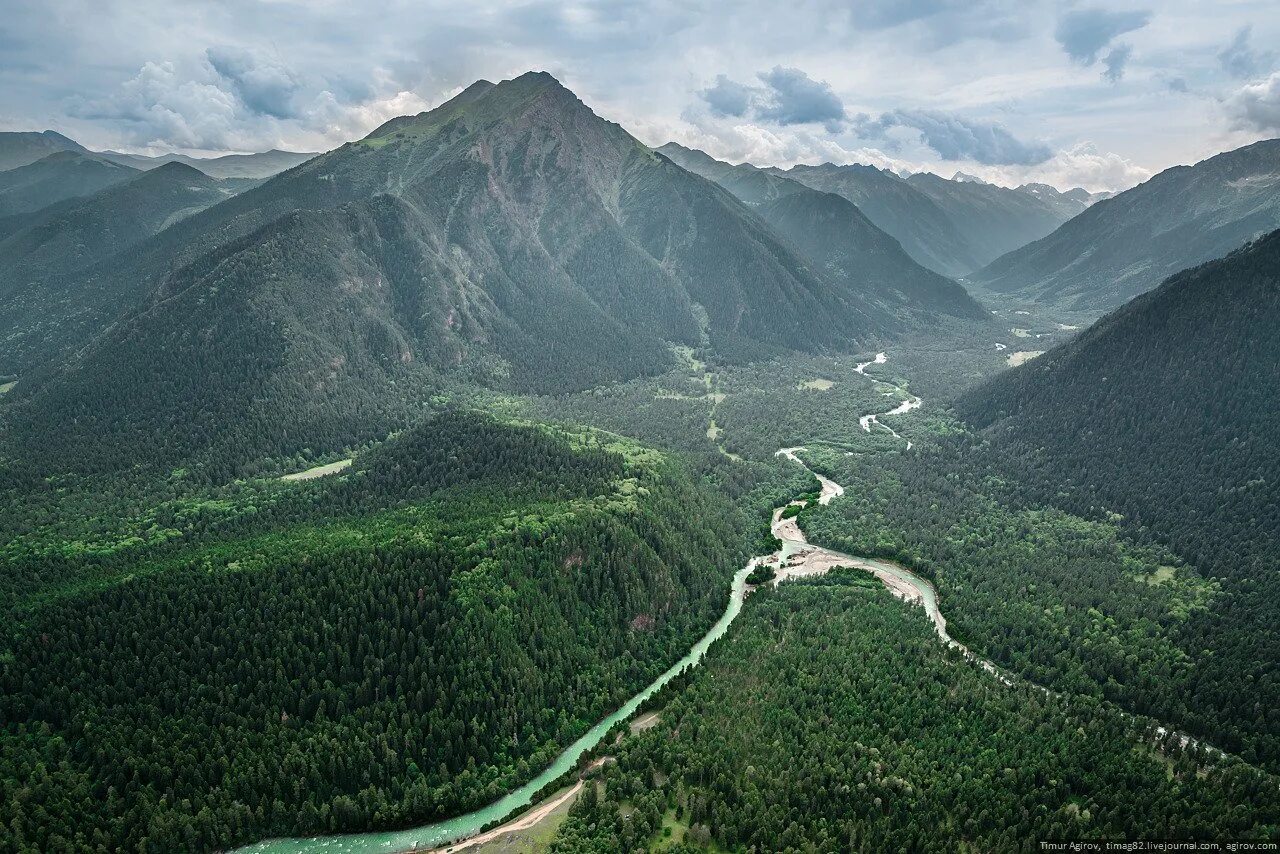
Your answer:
(0, 130), (89, 171)
(95, 148), (319, 179)
(969, 138), (1280, 315)
(0, 151), (138, 217)
(786, 163), (1098, 278)
(0, 128), (316, 179)
(655, 144), (985, 322)
(0, 162), (236, 371)
(2, 73), (992, 477)
(659, 142), (1100, 280)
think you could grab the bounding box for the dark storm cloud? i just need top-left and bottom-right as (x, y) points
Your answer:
(1054, 7), (1150, 65)
(206, 47), (301, 119)
(855, 109), (1053, 165)
(1218, 26), (1275, 80)
(1101, 45), (1134, 83)
(754, 67), (846, 130)
(698, 68), (845, 131)
(701, 75), (753, 118)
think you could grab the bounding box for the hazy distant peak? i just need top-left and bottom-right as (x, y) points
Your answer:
(952, 171), (987, 184)
(37, 150), (129, 169)
(39, 129), (86, 148)
(146, 160), (213, 181)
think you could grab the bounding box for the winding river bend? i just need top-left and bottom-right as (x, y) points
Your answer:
(234, 353), (1218, 853)
(854, 352), (921, 449)
(235, 358), (949, 854)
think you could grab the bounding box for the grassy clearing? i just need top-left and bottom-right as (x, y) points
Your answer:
(280, 458), (353, 481)
(1007, 350), (1044, 367)
(798, 378), (835, 390)
(0, 381), (15, 394)
(1139, 566), (1178, 586)
(650, 808), (729, 852)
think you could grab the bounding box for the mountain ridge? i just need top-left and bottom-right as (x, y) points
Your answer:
(959, 229), (1280, 761)
(0, 151), (138, 217)
(969, 137), (1280, 315)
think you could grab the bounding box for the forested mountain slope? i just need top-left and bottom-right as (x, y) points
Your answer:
(754, 191), (989, 321)
(0, 412), (754, 852)
(0, 151), (137, 217)
(959, 230), (1280, 762)
(659, 145), (1094, 280)
(0, 162), (228, 284)
(0, 130), (88, 171)
(656, 142), (805, 205)
(0, 163), (236, 373)
(3, 72), (923, 478)
(777, 163), (1092, 277)
(970, 138), (1280, 314)
(765, 162), (979, 277)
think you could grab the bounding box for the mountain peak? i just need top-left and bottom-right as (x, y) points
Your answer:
(39, 129), (86, 148)
(511, 69), (563, 86)
(147, 160), (213, 181)
(453, 79), (496, 103)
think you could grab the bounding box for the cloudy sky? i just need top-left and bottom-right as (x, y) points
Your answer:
(3, 0), (1279, 191)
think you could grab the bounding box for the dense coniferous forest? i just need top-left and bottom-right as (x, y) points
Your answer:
(0, 413), (769, 852)
(549, 576), (1280, 852)
(797, 438), (1280, 766)
(959, 231), (1280, 766)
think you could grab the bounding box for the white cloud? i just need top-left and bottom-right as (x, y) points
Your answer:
(70, 61), (245, 151)
(3, 0), (1277, 186)
(67, 56), (435, 155)
(305, 90), (433, 142)
(980, 142), (1153, 192)
(854, 109), (1053, 165)
(1223, 72), (1280, 134)
(659, 120), (912, 173)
